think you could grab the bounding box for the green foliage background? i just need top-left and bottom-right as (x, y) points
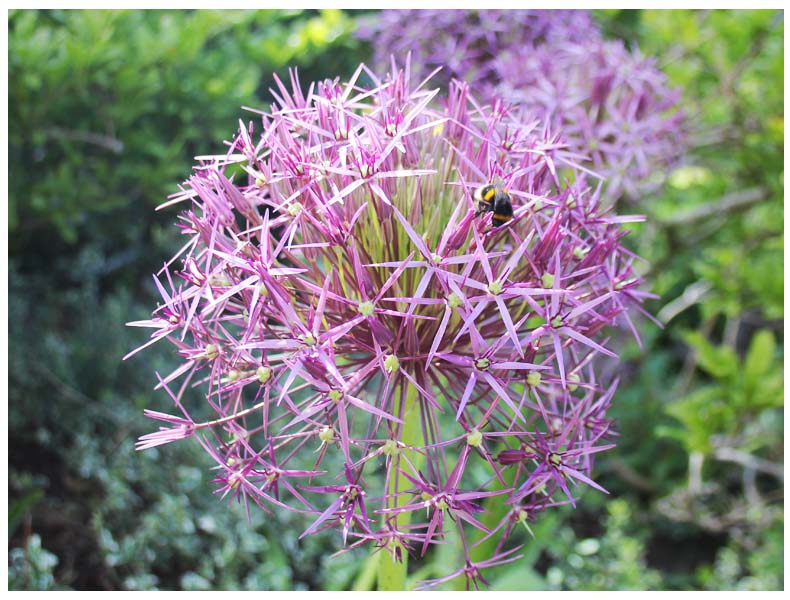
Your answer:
(7, 8), (784, 591)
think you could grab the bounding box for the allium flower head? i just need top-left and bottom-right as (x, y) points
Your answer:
(128, 60), (652, 588)
(495, 38), (686, 200)
(359, 9), (686, 202)
(358, 9), (601, 91)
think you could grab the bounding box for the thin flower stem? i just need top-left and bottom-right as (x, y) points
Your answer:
(378, 381), (422, 591)
(196, 399), (267, 430)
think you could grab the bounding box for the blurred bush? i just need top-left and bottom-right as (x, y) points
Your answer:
(587, 8), (784, 591)
(9, 9), (360, 245)
(8, 8), (783, 591)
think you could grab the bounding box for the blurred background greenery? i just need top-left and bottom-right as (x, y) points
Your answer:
(7, 8), (783, 591)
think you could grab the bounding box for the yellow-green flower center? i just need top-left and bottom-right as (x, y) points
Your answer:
(475, 357), (490, 370)
(256, 366), (272, 384)
(299, 332), (317, 346)
(358, 300), (375, 316)
(447, 292), (463, 309)
(228, 471), (243, 488)
(567, 373), (581, 392)
(318, 426), (335, 444)
(466, 428), (484, 447)
(487, 280), (504, 295)
(384, 354), (400, 373)
(382, 439), (400, 456)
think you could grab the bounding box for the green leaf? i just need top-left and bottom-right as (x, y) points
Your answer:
(744, 329), (776, 385)
(8, 489), (44, 540)
(681, 330), (738, 379)
(491, 565), (547, 591)
(664, 386), (733, 453)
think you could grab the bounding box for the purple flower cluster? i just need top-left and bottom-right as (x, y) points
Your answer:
(495, 39), (686, 200)
(359, 9), (686, 201)
(128, 61), (652, 588)
(357, 9), (601, 92)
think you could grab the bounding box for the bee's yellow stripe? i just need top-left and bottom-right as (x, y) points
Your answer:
(492, 214), (513, 222)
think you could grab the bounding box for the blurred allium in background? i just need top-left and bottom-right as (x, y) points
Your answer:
(356, 9), (601, 90)
(128, 59), (653, 588)
(359, 9), (686, 202)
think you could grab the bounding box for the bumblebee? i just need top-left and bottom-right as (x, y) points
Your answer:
(474, 180), (513, 225)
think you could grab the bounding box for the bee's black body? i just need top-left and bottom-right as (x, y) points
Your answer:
(474, 184), (514, 225)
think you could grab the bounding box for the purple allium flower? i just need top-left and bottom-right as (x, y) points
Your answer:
(358, 9), (686, 202)
(357, 9), (601, 92)
(128, 60), (652, 589)
(495, 38), (686, 200)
